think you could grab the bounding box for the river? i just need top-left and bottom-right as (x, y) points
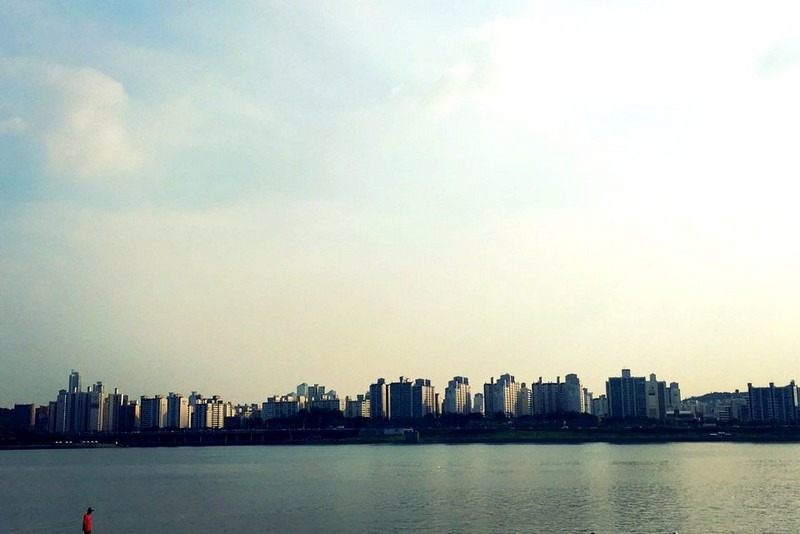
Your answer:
(1, 442), (798, 533)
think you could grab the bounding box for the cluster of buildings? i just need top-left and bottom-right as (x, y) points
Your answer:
(44, 371), (236, 434)
(9, 369), (799, 434)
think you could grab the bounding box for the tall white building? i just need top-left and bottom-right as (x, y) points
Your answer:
(484, 374), (520, 418)
(103, 389), (124, 432)
(562, 374), (584, 413)
(167, 392), (191, 429)
(646, 374), (668, 421)
(582, 388), (593, 415)
(86, 382), (106, 432)
(87, 382), (106, 433)
(443, 376), (472, 415)
(52, 371), (92, 433)
(413, 379), (436, 418)
(516, 383), (533, 417)
(193, 396), (231, 429)
(51, 370), (105, 434)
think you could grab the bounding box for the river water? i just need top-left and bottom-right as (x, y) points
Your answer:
(1, 442), (799, 533)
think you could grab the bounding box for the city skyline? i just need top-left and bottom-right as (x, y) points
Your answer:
(14, 367), (799, 434)
(3, 2), (800, 408)
(5, 364), (796, 410)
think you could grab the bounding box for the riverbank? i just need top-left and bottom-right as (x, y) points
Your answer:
(4, 426), (800, 449)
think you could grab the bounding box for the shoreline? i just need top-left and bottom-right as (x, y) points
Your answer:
(4, 427), (800, 449)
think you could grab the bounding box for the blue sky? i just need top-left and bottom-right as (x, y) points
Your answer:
(2, 1), (800, 406)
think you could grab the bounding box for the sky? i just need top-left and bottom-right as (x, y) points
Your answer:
(2, 1), (800, 407)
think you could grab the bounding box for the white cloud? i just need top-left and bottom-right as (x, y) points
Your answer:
(0, 59), (144, 182)
(41, 64), (144, 180)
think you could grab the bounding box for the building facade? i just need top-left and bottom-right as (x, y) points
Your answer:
(140, 395), (168, 430)
(369, 378), (390, 422)
(484, 374), (520, 418)
(262, 394), (302, 421)
(645, 374), (668, 422)
(443, 376), (472, 415)
(166, 392), (191, 429)
(606, 369), (647, 420)
(388, 377), (436, 421)
(344, 394), (370, 418)
(748, 381), (799, 423)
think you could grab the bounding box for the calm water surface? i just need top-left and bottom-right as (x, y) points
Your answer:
(1, 443), (799, 533)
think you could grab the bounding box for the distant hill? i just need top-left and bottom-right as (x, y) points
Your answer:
(686, 392), (747, 404)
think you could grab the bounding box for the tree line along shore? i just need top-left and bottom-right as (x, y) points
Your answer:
(4, 423), (800, 449)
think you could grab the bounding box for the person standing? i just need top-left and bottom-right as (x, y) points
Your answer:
(82, 507), (94, 534)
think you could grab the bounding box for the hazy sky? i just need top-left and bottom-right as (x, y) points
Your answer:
(2, 1), (800, 407)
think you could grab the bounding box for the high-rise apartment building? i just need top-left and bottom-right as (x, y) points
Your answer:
(591, 395), (609, 419)
(583, 388), (593, 415)
(308, 391), (343, 412)
(12, 404), (36, 430)
(68, 370), (81, 393)
(606, 369), (647, 420)
(345, 394), (370, 418)
(726, 393), (748, 422)
(389, 377), (436, 421)
(748, 381), (799, 423)
(262, 394), (302, 421)
(50, 390), (68, 433)
(369, 378), (390, 422)
(532, 374), (587, 416)
(48, 372), (131, 433)
(532, 377), (561, 416)
(87, 382), (106, 432)
(118, 400), (140, 431)
(193, 396), (230, 429)
(296, 383), (309, 398)
(140, 395), (167, 429)
(443, 376), (472, 415)
(103, 389), (124, 432)
(52, 376), (92, 434)
(562, 374), (584, 413)
(484, 374), (520, 418)
(307, 384), (326, 402)
(645, 374), (668, 422)
(473, 393), (485, 414)
(389, 377), (413, 420)
(166, 392), (190, 429)
(412, 378), (436, 418)
(667, 382), (682, 410)
(516, 383), (532, 417)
